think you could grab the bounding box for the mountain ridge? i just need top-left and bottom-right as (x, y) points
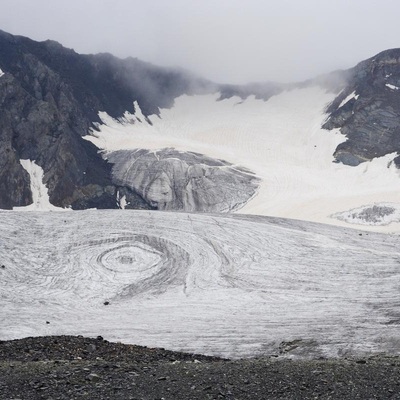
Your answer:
(1, 29), (400, 213)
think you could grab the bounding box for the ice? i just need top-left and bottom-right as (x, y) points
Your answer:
(1, 210), (399, 359)
(13, 159), (69, 211)
(84, 87), (400, 232)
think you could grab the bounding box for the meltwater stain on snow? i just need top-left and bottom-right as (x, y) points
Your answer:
(13, 159), (68, 211)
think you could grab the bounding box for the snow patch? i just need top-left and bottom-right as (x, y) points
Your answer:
(13, 160), (69, 211)
(120, 195), (128, 209)
(338, 91), (359, 108)
(116, 190), (128, 209)
(0, 68), (4, 78)
(386, 83), (399, 90)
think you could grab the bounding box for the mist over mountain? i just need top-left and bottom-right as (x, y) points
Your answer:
(1, 30), (400, 217)
(0, 30), (213, 209)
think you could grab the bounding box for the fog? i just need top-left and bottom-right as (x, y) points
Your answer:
(1, 0), (400, 84)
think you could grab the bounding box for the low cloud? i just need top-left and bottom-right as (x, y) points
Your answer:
(1, 0), (399, 84)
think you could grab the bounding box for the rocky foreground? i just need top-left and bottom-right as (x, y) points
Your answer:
(0, 336), (400, 399)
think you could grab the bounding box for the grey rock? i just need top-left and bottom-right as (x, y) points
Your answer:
(323, 48), (400, 167)
(332, 204), (398, 225)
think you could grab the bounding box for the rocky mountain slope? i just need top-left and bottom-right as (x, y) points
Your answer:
(0, 29), (213, 210)
(1, 29), (400, 212)
(323, 48), (400, 167)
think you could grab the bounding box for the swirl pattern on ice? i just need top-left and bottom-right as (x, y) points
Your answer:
(64, 234), (191, 299)
(1, 210), (400, 358)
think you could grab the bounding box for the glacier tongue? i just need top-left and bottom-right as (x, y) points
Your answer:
(1, 210), (399, 359)
(107, 148), (260, 212)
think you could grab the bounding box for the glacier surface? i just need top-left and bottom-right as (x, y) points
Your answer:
(1, 210), (400, 359)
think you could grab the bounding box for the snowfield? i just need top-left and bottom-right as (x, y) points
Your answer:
(1, 210), (400, 359)
(85, 86), (400, 232)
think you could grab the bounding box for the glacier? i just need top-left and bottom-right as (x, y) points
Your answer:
(1, 210), (400, 359)
(3, 83), (400, 360)
(85, 86), (400, 231)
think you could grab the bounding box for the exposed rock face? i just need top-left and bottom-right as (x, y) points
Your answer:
(0, 30), (212, 210)
(323, 49), (400, 167)
(107, 148), (260, 212)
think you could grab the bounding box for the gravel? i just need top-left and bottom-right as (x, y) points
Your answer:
(1, 336), (400, 399)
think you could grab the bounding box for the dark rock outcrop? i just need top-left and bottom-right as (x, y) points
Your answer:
(323, 48), (400, 167)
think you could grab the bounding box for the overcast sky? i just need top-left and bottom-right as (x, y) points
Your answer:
(1, 0), (399, 84)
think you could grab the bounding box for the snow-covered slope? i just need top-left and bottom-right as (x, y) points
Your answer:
(85, 86), (400, 231)
(13, 160), (68, 211)
(1, 210), (399, 359)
